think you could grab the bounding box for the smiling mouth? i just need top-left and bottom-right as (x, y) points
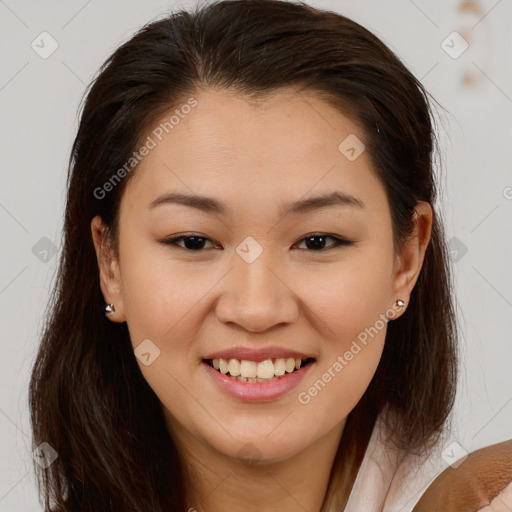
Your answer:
(203, 357), (316, 383)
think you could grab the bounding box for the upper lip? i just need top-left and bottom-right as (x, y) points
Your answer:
(203, 346), (316, 363)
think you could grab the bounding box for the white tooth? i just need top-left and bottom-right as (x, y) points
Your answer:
(274, 358), (286, 376)
(285, 357), (296, 373)
(228, 359), (241, 376)
(257, 359), (275, 379)
(295, 358), (302, 370)
(240, 360), (257, 378)
(219, 358), (229, 374)
(212, 358), (220, 370)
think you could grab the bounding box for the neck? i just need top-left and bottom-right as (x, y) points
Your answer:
(174, 419), (347, 512)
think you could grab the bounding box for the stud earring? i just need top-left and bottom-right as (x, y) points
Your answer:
(105, 303), (116, 315)
(395, 299), (405, 308)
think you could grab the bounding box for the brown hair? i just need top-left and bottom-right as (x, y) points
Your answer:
(29, 1), (458, 510)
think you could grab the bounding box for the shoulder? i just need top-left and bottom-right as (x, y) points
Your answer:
(413, 438), (512, 511)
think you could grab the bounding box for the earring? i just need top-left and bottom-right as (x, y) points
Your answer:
(395, 299), (405, 308)
(105, 303), (116, 314)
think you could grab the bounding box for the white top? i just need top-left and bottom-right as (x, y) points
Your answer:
(344, 406), (452, 512)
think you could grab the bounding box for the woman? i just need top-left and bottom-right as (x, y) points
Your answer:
(30, 0), (507, 510)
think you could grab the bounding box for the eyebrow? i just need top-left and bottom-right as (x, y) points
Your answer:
(148, 190), (365, 217)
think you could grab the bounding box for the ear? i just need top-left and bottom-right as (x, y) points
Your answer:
(391, 201), (433, 317)
(91, 215), (126, 323)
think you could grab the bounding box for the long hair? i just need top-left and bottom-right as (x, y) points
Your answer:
(29, 1), (458, 510)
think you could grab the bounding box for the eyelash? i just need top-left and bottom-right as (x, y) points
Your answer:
(162, 233), (354, 252)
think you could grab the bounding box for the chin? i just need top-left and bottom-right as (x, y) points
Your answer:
(209, 430), (309, 465)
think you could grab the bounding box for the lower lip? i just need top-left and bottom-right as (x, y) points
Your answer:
(201, 360), (314, 402)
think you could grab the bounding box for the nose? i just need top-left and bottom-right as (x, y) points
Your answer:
(214, 252), (299, 333)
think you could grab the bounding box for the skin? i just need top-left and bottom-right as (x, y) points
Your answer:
(91, 86), (432, 512)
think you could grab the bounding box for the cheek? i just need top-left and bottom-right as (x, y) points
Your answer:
(294, 253), (391, 413)
(297, 278), (389, 434)
(301, 251), (393, 340)
(120, 243), (207, 342)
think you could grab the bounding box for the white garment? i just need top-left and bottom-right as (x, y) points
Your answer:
(344, 407), (452, 512)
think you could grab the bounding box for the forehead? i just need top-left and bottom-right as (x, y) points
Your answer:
(120, 87), (387, 218)
(162, 87), (362, 163)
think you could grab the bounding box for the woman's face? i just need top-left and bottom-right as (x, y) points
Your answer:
(92, 87), (431, 466)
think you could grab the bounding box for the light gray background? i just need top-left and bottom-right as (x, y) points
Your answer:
(1, 0), (511, 510)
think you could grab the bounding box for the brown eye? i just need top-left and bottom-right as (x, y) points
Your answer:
(163, 234), (217, 251)
(162, 232), (354, 253)
(295, 233), (354, 251)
